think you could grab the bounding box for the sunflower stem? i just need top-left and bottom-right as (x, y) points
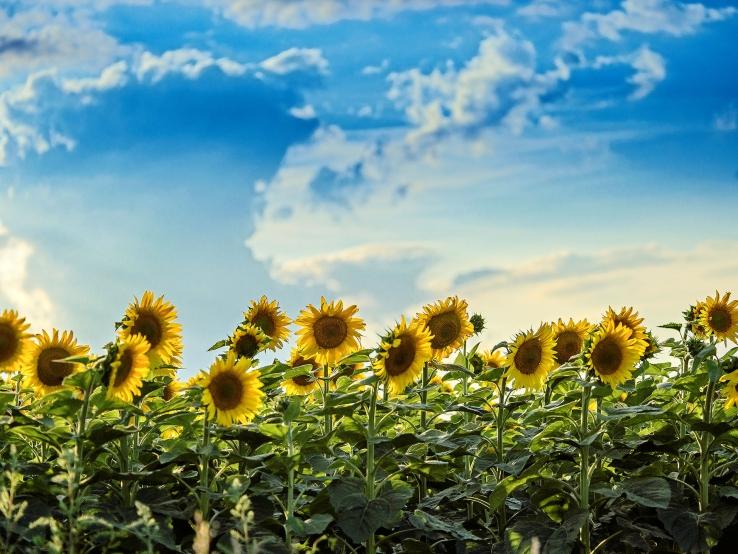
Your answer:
(366, 381), (379, 554)
(199, 415), (211, 520)
(285, 418), (295, 548)
(419, 362), (428, 502)
(699, 375), (716, 513)
(323, 365), (332, 435)
(496, 377), (507, 534)
(579, 378), (593, 554)
(462, 341), (473, 522)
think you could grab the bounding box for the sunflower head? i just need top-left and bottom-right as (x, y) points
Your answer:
(552, 318), (592, 366)
(373, 316), (433, 395)
(119, 291), (183, 367)
(640, 330), (660, 361)
(720, 371), (738, 410)
(697, 291), (738, 343)
(163, 379), (183, 401)
(201, 352), (264, 427)
(282, 349), (322, 396)
(505, 324), (556, 390)
(0, 309), (32, 373)
(602, 306), (648, 354)
(244, 296), (291, 351)
(687, 302), (709, 338)
(584, 321), (642, 388)
(416, 296), (474, 359)
(106, 335), (151, 403)
(294, 297), (365, 365)
(22, 329), (89, 397)
(481, 349), (507, 369)
(430, 373), (454, 394)
(230, 323), (270, 360)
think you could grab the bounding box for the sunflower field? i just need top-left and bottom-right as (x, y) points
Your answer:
(1, 291), (738, 554)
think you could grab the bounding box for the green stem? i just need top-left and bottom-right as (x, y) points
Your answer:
(323, 365), (332, 435)
(699, 378), (716, 513)
(580, 380), (592, 554)
(496, 377), (507, 533)
(366, 381), (379, 554)
(462, 342), (473, 521)
(419, 363), (429, 502)
(199, 416), (211, 519)
(285, 419), (295, 548)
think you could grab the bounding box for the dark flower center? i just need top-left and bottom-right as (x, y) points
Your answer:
(428, 312), (460, 350)
(313, 316), (348, 349)
(37, 347), (74, 386)
(131, 312), (162, 349)
(554, 331), (582, 365)
(209, 372), (244, 410)
(385, 334), (417, 376)
(235, 333), (259, 358)
(591, 338), (623, 376)
(0, 323), (19, 363)
(113, 349), (134, 387)
(709, 307), (732, 333)
(291, 356), (320, 386)
(252, 312), (276, 337)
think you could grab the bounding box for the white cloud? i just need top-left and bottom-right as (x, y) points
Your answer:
(136, 49), (247, 82)
(593, 45), (666, 100)
(260, 47), (329, 76)
(517, 0), (567, 19)
(361, 59), (390, 75)
(561, 0), (736, 51)
(357, 105), (373, 117)
(208, 0), (510, 29)
(61, 60), (129, 93)
(289, 104), (317, 119)
(387, 27), (570, 143)
(0, 226), (53, 329)
(714, 104), (737, 132)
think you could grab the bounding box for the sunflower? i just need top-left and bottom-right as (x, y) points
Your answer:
(294, 297), (365, 365)
(505, 324), (556, 390)
(698, 291), (738, 343)
(431, 373), (454, 394)
(0, 310), (32, 373)
(230, 323), (269, 360)
(585, 321), (642, 388)
(163, 379), (183, 401)
(373, 317), (433, 395)
(689, 302), (709, 338)
(201, 351), (264, 427)
(721, 371), (738, 409)
(244, 296), (291, 351)
(552, 318), (592, 365)
(416, 296), (474, 359)
(282, 349), (322, 396)
(107, 335), (151, 403)
(119, 291), (183, 367)
(22, 329), (89, 397)
(481, 349), (507, 369)
(602, 306), (648, 354)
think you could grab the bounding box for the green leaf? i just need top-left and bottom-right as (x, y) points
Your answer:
(621, 477), (671, 509)
(408, 510), (480, 541)
(658, 322), (683, 332)
(208, 339), (229, 351)
(287, 513), (333, 536)
(489, 470), (543, 511)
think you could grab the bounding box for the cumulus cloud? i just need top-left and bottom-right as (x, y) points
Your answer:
(0, 224), (53, 328)
(361, 59), (390, 75)
(592, 45), (666, 100)
(260, 47), (329, 76)
(207, 0), (510, 29)
(136, 49), (248, 83)
(387, 27), (570, 143)
(561, 0), (736, 51)
(516, 0), (568, 19)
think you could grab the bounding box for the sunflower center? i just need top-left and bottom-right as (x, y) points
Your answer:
(514, 339), (542, 375)
(291, 356), (319, 386)
(131, 312), (162, 349)
(591, 338), (623, 376)
(428, 312), (460, 350)
(235, 333), (259, 358)
(554, 331), (582, 364)
(0, 323), (19, 363)
(384, 334), (417, 376)
(709, 307), (732, 333)
(163, 383), (176, 401)
(209, 372), (244, 411)
(313, 316), (348, 349)
(252, 312), (276, 337)
(36, 347), (74, 386)
(113, 349), (134, 387)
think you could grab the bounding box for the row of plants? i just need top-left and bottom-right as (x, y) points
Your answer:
(0, 290), (737, 553)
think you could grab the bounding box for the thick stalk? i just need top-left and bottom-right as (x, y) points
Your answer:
(496, 377), (507, 533)
(580, 381), (592, 554)
(199, 416), (211, 519)
(699, 378), (716, 512)
(462, 342), (473, 521)
(285, 419), (295, 548)
(323, 365), (332, 435)
(419, 363), (429, 502)
(366, 381), (379, 554)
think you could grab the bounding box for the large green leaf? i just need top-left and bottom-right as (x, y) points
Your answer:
(620, 477), (671, 509)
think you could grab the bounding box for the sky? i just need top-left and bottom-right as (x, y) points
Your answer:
(1, 0), (737, 376)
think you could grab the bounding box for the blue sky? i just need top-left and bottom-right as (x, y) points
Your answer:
(1, 0), (737, 375)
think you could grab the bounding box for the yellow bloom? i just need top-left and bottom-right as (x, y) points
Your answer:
(373, 317), (433, 395)
(294, 297), (365, 365)
(505, 324), (556, 390)
(481, 349), (506, 369)
(0, 309), (32, 373)
(698, 291), (738, 343)
(602, 306), (648, 355)
(201, 352), (264, 427)
(230, 323), (269, 360)
(161, 426), (182, 440)
(119, 291), (183, 368)
(585, 321), (642, 388)
(107, 335), (151, 403)
(552, 318), (593, 365)
(22, 329), (89, 397)
(431, 373), (454, 394)
(721, 371), (738, 409)
(282, 349), (322, 396)
(163, 379), (183, 401)
(244, 296), (291, 351)
(416, 296), (474, 359)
